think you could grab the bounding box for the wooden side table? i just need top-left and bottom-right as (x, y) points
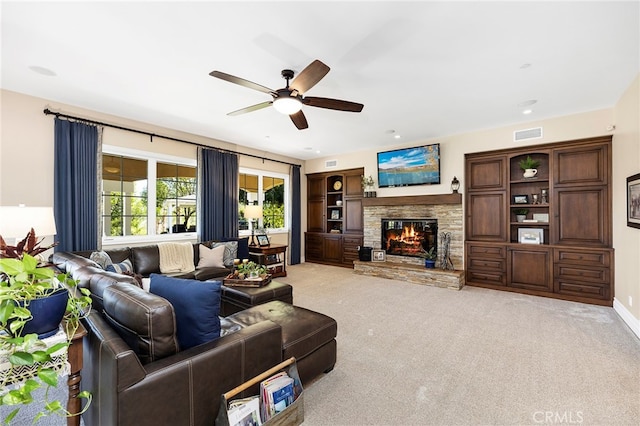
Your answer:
(66, 322), (87, 426)
(249, 244), (288, 277)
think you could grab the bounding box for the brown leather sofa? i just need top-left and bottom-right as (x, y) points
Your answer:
(52, 243), (338, 426)
(51, 240), (234, 312)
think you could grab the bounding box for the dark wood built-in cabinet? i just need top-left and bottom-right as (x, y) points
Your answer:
(464, 136), (613, 306)
(305, 168), (364, 267)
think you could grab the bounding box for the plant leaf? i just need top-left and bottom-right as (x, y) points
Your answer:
(9, 351), (34, 366)
(37, 368), (58, 386)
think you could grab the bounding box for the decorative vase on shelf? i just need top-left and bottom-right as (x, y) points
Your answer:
(516, 215), (527, 223)
(523, 168), (538, 178)
(425, 259), (436, 269)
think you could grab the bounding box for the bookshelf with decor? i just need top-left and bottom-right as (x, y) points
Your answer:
(305, 167), (364, 267)
(464, 136), (613, 306)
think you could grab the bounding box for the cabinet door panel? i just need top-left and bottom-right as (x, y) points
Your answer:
(553, 143), (608, 186)
(343, 198), (363, 234)
(344, 172), (363, 197)
(308, 175), (325, 199)
(305, 233), (324, 261)
(307, 199), (325, 232)
(554, 187), (609, 246)
(466, 156), (506, 191)
(508, 246), (552, 291)
(323, 236), (343, 262)
(466, 192), (507, 241)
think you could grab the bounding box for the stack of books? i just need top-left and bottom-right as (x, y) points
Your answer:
(259, 371), (295, 422)
(225, 371), (297, 426)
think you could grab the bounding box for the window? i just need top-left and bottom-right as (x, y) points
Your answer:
(101, 147), (196, 242)
(239, 169), (288, 233)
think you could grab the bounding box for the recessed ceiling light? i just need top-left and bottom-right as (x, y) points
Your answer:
(522, 109), (533, 115)
(394, 135), (401, 139)
(28, 66), (56, 76)
(315, 150), (321, 154)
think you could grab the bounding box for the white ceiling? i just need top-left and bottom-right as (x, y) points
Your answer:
(2, 1), (638, 161)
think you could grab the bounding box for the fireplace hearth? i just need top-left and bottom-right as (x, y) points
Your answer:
(381, 218), (437, 258)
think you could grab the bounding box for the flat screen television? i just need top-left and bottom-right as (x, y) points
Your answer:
(377, 143), (440, 188)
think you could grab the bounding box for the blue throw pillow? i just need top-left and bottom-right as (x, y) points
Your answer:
(149, 274), (222, 350)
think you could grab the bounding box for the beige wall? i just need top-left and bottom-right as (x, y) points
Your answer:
(612, 74), (640, 326)
(0, 89), (302, 249)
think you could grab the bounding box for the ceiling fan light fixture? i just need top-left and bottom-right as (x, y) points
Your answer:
(273, 97), (302, 115)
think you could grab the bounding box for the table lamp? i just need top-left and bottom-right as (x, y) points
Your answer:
(244, 205), (263, 247)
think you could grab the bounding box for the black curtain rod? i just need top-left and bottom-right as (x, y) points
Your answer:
(43, 108), (301, 168)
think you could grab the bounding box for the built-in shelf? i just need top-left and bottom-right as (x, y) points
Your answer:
(361, 193), (462, 207)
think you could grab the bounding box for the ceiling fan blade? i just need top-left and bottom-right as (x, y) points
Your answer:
(289, 60), (330, 94)
(209, 70), (274, 94)
(289, 110), (308, 130)
(303, 96), (364, 112)
(227, 101), (273, 116)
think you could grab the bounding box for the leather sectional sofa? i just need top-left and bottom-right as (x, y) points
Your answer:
(51, 242), (338, 426)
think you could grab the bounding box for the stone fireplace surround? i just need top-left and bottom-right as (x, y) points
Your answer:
(354, 194), (465, 290)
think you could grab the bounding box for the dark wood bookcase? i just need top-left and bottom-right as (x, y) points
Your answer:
(305, 167), (364, 267)
(464, 136), (613, 305)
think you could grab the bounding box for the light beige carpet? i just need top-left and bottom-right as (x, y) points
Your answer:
(278, 263), (640, 426)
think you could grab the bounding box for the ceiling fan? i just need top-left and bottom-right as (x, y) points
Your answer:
(209, 59), (363, 130)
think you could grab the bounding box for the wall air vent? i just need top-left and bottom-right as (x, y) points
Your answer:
(325, 159), (338, 168)
(514, 127), (543, 142)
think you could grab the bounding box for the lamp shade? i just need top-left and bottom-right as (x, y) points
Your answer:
(244, 205), (263, 220)
(0, 206), (57, 238)
(273, 97), (302, 115)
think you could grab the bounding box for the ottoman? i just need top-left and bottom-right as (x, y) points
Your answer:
(227, 300), (337, 385)
(220, 280), (293, 316)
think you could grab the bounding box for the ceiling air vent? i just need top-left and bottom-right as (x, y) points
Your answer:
(514, 127), (543, 142)
(325, 159), (338, 168)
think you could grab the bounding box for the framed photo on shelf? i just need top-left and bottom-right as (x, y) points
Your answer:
(331, 210), (340, 219)
(256, 234), (270, 246)
(532, 213), (549, 223)
(372, 249), (386, 262)
(627, 172), (640, 229)
(513, 195), (529, 204)
(518, 228), (544, 244)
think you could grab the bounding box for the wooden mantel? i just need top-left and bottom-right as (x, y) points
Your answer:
(361, 193), (462, 207)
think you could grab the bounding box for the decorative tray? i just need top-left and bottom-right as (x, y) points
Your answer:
(223, 274), (272, 288)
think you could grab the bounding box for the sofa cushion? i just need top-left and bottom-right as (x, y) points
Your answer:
(131, 245), (161, 276)
(149, 274), (222, 350)
(90, 250), (112, 269)
(217, 237), (249, 260)
(197, 244), (226, 269)
(106, 258), (134, 274)
(211, 241), (238, 267)
(102, 283), (179, 364)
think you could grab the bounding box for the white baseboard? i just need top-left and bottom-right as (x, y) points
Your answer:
(613, 298), (640, 340)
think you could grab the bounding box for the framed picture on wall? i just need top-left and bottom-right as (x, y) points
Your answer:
(627, 172), (640, 229)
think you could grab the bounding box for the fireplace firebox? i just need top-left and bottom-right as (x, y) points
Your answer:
(381, 218), (438, 258)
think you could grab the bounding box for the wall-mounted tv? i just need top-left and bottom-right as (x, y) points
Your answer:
(377, 143), (440, 188)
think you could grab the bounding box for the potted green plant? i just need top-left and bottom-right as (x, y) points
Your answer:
(361, 175), (376, 198)
(420, 247), (437, 269)
(233, 261), (267, 280)
(0, 230), (92, 424)
(514, 208), (529, 222)
(518, 156), (540, 179)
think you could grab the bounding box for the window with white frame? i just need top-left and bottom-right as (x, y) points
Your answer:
(239, 168), (289, 233)
(101, 147), (197, 242)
